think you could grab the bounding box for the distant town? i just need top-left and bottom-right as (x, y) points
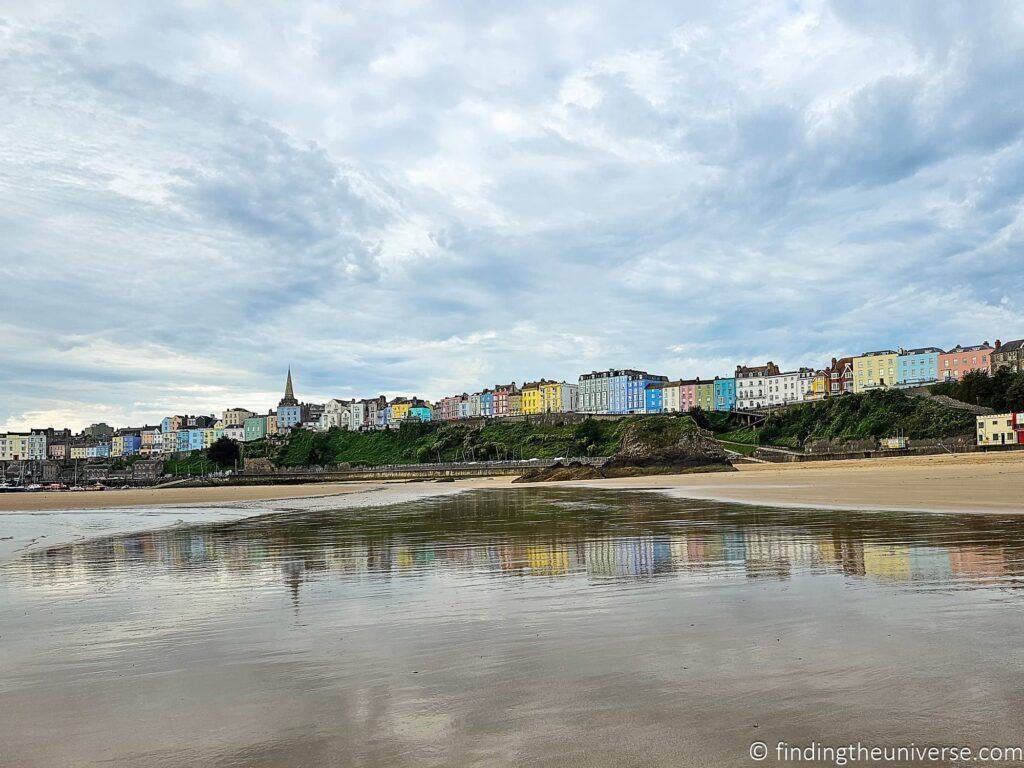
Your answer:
(3, 336), (1023, 471)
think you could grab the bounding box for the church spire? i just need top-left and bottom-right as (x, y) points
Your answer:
(279, 367), (298, 407)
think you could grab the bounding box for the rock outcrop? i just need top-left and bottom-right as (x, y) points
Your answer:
(515, 416), (735, 483)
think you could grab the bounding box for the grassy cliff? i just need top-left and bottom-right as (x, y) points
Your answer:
(274, 416), (700, 467)
(733, 389), (974, 449)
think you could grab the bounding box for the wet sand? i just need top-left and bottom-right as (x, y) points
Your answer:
(0, 476), (514, 512)
(4, 487), (1024, 767)
(4, 452), (1024, 514)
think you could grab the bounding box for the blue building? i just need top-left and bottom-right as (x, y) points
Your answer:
(187, 429), (205, 451)
(896, 347), (942, 386)
(409, 405), (431, 422)
(176, 430), (191, 453)
(274, 368), (308, 431)
(121, 434), (141, 456)
(713, 377), (736, 411)
(85, 443), (111, 458)
(480, 390), (494, 418)
(606, 369), (668, 414)
(644, 382), (665, 413)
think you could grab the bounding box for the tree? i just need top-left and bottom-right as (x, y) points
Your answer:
(207, 437), (240, 469)
(1006, 375), (1024, 412)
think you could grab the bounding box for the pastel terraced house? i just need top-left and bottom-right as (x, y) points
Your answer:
(852, 350), (898, 393)
(540, 381), (578, 413)
(939, 343), (993, 382)
(896, 347), (942, 386)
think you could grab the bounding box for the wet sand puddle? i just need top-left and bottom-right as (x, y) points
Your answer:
(2, 487), (1024, 767)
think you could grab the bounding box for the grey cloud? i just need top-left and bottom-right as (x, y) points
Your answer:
(3, 1), (1024, 430)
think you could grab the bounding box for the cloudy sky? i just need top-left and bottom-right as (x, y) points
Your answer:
(2, 1), (1024, 430)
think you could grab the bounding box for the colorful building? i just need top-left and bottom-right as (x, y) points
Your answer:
(493, 384), (518, 417)
(479, 390), (494, 418)
(939, 343), (993, 382)
(388, 398), (412, 423)
(244, 416), (267, 442)
(896, 347), (942, 386)
(85, 443), (111, 458)
(804, 370), (830, 401)
(695, 380), (714, 411)
(852, 350), (898, 393)
(520, 381), (545, 414)
(713, 377), (736, 411)
(644, 382), (665, 412)
(827, 357), (854, 396)
(276, 369), (307, 431)
(408, 404), (432, 422)
(540, 381), (578, 413)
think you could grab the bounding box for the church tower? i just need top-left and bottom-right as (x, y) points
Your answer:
(279, 368), (298, 407)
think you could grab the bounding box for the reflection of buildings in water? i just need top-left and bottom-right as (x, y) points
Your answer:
(863, 543), (911, 581)
(324, 544), (370, 575)
(584, 536), (672, 578)
(525, 544), (571, 576)
(833, 535), (866, 577)
(949, 545), (1005, 581)
(908, 546), (954, 582)
(742, 530), (794, 579)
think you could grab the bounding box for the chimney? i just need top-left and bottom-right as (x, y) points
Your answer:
(996, 339), (1002, 349)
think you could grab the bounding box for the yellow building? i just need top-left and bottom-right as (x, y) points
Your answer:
(389, 399), (411, 422)
(805, 370), (830, 400)
(538, 380), (579, 413)
(520, 381), (546, 414)
(202, 428), (217, 448)
(69, 444), (87, 460)
(852, 350), (898, 393)
(111, 435), (124, 457)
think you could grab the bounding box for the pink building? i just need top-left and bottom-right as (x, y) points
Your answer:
(938, 342), (993, 382)
(493, 383), (517, 417)
(678, 379), (699, 411)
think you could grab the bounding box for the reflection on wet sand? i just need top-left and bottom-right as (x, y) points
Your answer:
(3, 487), (1024, 768)
(11, 488), (1023, 594)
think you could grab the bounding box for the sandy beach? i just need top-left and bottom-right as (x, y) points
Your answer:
(3, 451), (1024, 514)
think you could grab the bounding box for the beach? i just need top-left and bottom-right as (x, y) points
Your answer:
(2, 451), (1024, 514)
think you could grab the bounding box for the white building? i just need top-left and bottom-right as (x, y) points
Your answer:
(320, 399), (351, 430)
(469, 392), (482, 418)
(764, 368), (815, 407)
(735, 362), (780, 410)
(222, 424), (245, 442)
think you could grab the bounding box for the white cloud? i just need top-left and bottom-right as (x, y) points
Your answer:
(2, 0), (1024, 430)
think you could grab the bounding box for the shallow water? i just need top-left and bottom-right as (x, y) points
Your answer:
(2, 487), (1024, 767)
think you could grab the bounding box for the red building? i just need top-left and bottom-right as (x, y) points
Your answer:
(828, 357), (854, 396)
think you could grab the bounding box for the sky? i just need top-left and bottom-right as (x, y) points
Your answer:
(2, 0), (1024, 431)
